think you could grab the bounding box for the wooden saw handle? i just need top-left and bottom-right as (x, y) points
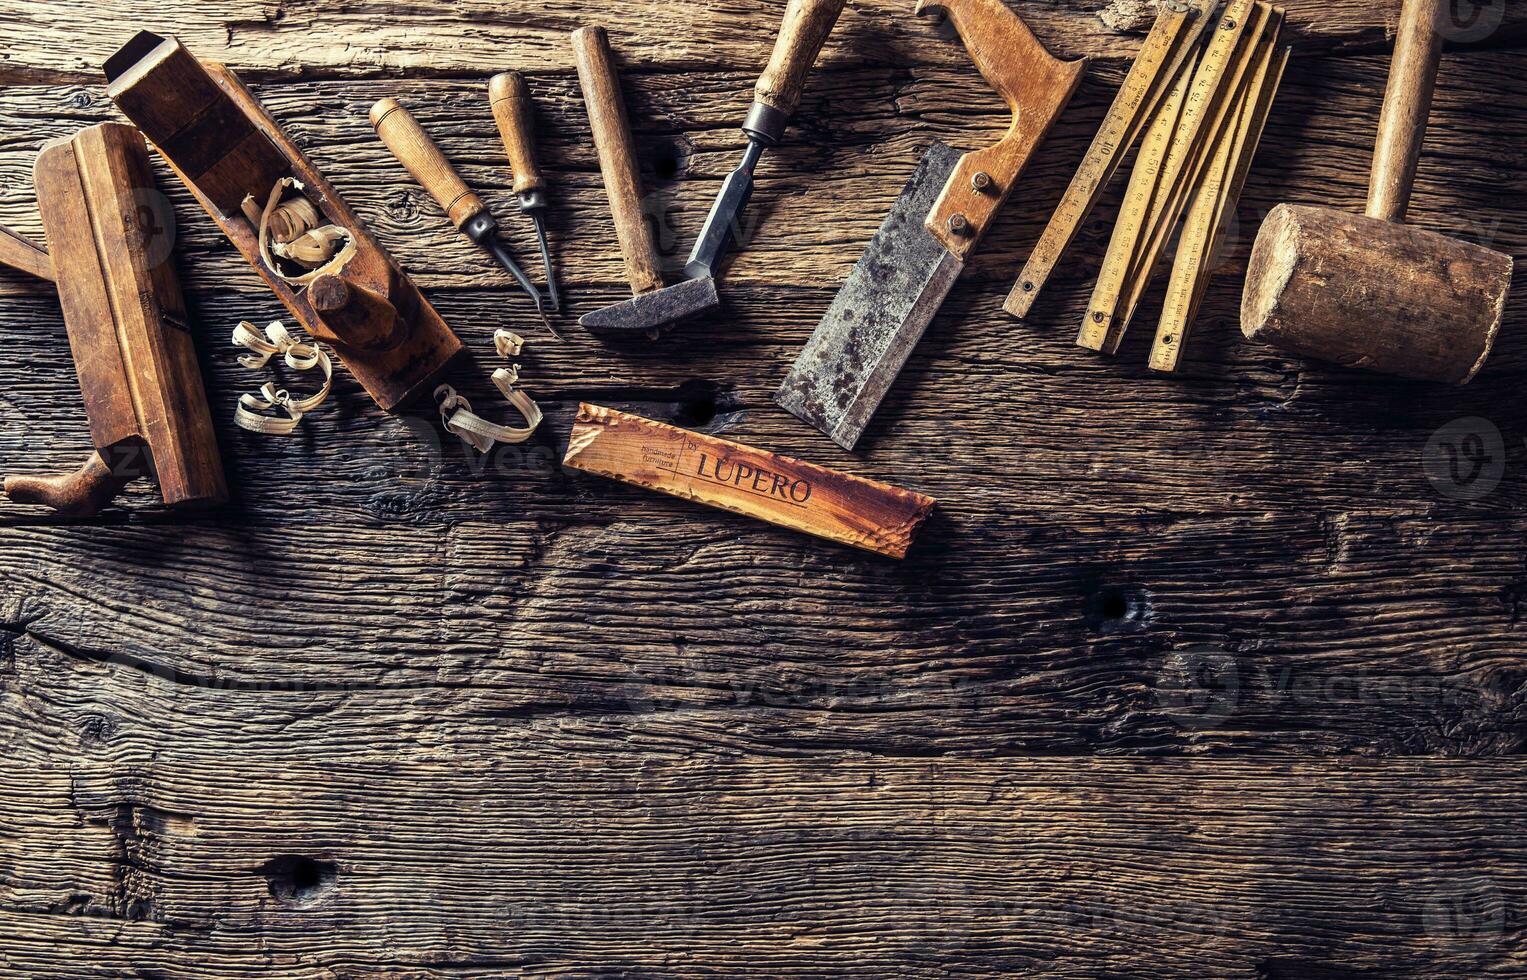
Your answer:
(917, 0), (1085, 261)
(755, 0), (848, 116)
(573, 27), (665, 296)
(489, 72), (546, 197)
(1368, 0), (1445, 224)
(370, 97), (486, 229)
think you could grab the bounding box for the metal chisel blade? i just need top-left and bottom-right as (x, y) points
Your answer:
(775, 143), (963, 451)
(685, 140), (763, 281)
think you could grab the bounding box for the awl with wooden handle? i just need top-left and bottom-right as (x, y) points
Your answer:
(580, 0), (847, 333)
(370, 97), (550, 322)
(572, 26), (719, 334)
(489, 72), (560, 313)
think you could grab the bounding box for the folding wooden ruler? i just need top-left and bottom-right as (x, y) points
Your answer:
(1004, 0), (1222, 320)
(1150, 34), (1290, 372)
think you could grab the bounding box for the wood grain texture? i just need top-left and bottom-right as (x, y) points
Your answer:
(2, 638), (1527, 977)
(0, 1), (1525, 974)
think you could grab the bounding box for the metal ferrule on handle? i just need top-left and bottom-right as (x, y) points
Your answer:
(741, 102), (790, 146)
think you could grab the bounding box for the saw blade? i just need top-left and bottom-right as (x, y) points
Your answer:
(1004, 0), (1221, 320)
(776, 143), (963, 452)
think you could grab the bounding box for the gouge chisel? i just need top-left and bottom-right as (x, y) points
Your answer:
(489, 72), (560, 313)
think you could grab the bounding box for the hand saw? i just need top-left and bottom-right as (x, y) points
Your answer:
(776, 0), (1084, 451)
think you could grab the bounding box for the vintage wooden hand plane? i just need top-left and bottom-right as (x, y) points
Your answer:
(0, 123), (226, 517)
(103, 31), (464, 412)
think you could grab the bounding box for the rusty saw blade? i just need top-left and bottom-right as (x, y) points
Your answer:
(774, 0), (1082, 452)
(774, 143), (963, 451)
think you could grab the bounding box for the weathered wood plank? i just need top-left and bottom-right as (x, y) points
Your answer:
(2, 497), (1525, 756)
(3, 0), (1521, 83)
(2, 644), (1525, 976)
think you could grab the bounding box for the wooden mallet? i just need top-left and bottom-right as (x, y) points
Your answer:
(1241, 0), (1513, 384)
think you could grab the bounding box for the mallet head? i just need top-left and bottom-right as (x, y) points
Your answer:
(1241, 203), (1513, 385)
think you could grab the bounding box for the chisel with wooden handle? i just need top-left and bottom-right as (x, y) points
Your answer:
(581, 0), (847, 333)
(370, 97), (547, 319)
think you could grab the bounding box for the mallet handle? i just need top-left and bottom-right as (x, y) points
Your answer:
(1368, 0), (1445, 224)
(572, 27), (665, 296)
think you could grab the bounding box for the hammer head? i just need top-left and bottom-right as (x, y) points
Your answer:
(579, 276), (720, 334)
(1242, 203), (1514, 384)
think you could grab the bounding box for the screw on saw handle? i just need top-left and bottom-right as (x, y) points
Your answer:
(915, 0), (1085, 261)
(369, 97), (487, 229)
(488, 72), (546, 199)
(747, 0), (847, 143)
(1368, 0), (1445, 224)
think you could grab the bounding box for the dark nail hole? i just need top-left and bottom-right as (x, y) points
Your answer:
(1085, 584), (1150, 635)
(259, 855), (337, 909)
(577, 379), (736, 431)
(674, 394), (717, 428)
(653, 153), (681, 181)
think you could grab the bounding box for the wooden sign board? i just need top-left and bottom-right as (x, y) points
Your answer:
(563, 404), (936, 559)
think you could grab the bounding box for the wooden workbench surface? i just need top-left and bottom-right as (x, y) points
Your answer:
(2, 1), (1525, 975)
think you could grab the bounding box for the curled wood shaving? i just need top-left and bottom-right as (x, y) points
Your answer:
(231, 320), (334, 436)
(434, 329), (543, 453)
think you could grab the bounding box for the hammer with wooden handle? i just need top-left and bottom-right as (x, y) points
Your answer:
(579, 0), (846, 334)
(572, 26), (718, 333)
(1241, 0), (1513, 384)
